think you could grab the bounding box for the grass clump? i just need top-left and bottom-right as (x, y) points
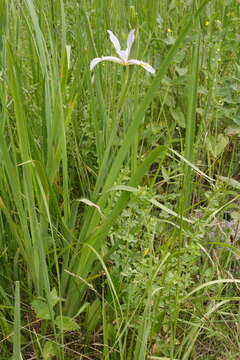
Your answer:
(1, 0), (240, 359)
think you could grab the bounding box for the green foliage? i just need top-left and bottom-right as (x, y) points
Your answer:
(1, 0), (240, 359)
(55, 316), (79, 332)
(43, 341), (58, 360)
(31, 299), (52, 321)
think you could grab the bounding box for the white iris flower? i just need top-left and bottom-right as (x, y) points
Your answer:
(90, 29), (155, 74)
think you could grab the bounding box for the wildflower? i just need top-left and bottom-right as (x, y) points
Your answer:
(90, 29), (155, 74)
(143, 248), (149, 256)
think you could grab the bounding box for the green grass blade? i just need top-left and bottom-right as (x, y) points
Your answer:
(13, 281), (21, 360)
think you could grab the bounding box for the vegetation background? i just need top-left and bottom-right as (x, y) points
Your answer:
(1, 0), (240, 359)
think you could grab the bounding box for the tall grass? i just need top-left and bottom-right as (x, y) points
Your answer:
(1, 0), (240, 359)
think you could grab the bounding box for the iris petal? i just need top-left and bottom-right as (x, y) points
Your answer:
(90, 56), (123, 71)
(107, 30), (122, 58)
(90, 57), (102, 71)
(126, 29), (135, 58)
(90, 30), (155, 75)
(127, 59), (155, 74)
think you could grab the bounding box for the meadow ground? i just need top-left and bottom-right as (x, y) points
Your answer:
(1, 0), (240, 359)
